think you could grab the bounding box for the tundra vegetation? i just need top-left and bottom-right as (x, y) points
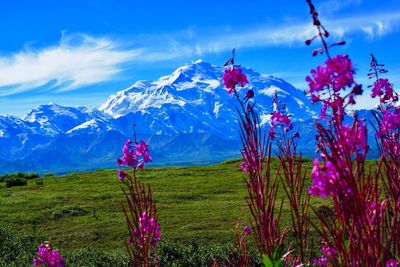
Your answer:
(0, 0), (399, 266)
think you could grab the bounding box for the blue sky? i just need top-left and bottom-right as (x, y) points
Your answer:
(1, 0), (400, 117)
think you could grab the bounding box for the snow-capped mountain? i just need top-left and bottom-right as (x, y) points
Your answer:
(99, 60), (316, 138)
(0, 60), (325, 173)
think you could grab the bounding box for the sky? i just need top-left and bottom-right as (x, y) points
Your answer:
(0, 0), (400, 117)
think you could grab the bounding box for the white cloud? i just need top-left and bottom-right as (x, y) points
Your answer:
(138, 10), (400, 59)
(0, 34), (141, 95)
(1, 9), (400, 96)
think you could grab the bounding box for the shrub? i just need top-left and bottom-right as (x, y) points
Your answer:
(5, 177), (27, 188)
(50, 205), (88, 220)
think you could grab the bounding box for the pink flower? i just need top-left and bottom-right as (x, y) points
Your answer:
(386, 259), (400, 267)
(33, 242), (64, 267)
(118, 170), (127, 180)
(243, 225), (251, 235)
(117, 139), (152, 170)
(245, 89), (254, 99)
(371, 78), (397, 104)
(309, 158), (338, 198)
(222, 67), (248, 95)
(306, 54), (355, 93)
(131, 212), (161, 247)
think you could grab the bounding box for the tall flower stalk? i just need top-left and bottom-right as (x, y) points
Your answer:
(271, 93), (312, 264)
(369, 54), (400, 257)
(305, 0), (399, 265)
(117, 132), (160, 267)
(223, 49), (286, 265)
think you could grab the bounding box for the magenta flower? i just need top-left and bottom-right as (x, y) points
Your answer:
(371, 78), (397, 104)
(243, 225), (251, 235)
(309, 158), (339, 198)
(118, 170), (127, 180)
(240, 147), (260, 173)
(269, 111), (293, 138)
(222, 67), (248, 95)
(245, 89), (254, 99)
(386, 259), (400, 267)
(33, 242), (64, 267)
(379, 107), (400, 157)
(306, 54), (355, 93)
(312, 244), (336, 266)
(117, 139), (152, 170)
(337, 122), (368, 157)
(132, 212), (161, 248)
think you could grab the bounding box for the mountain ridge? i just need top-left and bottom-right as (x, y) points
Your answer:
(0, 60), (364, 173)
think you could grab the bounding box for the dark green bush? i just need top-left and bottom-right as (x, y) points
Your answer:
(0, 172), (39, 182)
(0, 227), (42, 266)
(5, 177), (27, 188)
(50, 205), (89, 220)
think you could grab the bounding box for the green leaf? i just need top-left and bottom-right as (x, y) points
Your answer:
(262, 255), (273, 267)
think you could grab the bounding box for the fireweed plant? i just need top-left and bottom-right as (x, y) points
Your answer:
(33, 241), (64, 267)
(116, 135), (160, 267)
(369, 54), (400, 257)
(270, 93), (313, 265)
(223, 60), (314, 265)
(305, 0), (400, 266)
(223, 49), (287, 266)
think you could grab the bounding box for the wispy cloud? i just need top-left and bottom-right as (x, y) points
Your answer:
(0, 33), (141, 95)
(132, 10), (400, 61)
(1, 9), (400, 96)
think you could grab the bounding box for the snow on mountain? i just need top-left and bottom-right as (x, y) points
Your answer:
(100, 60), (316, 138)
(0, 60), (329, 173)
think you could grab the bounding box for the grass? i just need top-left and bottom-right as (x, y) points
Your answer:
(0, 158), (377, 264)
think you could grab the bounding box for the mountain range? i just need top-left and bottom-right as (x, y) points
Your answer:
(0, 60), (374, 173)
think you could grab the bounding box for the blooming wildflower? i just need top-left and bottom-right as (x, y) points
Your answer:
(271, 111), (292, 129)
(132, 212), (161, 247)
(371, 78), (397, 104)
(245, 89), (254, 99)
(306, 55), (355, 93)
(337, 122), (367, 157)
(386, 259), (400, 267)
(222, 67), (248, 95)
(240, 147), (260, 173)
(379, 108), (400, 157)
(118, 170), (127, 180)
(309, 158), (338, 198)
(312, 244), (336, 266)
(366, 200), (385, 226)
(117, 139), (152, 170)
(33, 242), (64, 267)
(243, 225), (251, 235)
(240, 161), (249, 173)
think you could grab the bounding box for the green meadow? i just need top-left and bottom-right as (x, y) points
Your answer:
(0, 158), (377, 266)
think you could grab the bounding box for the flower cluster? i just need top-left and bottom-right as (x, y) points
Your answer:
(240, 147), (260, 173)
(243, 225), (251, 235)
(312, 244), (336, 266)
(337, 122), (368, 158)
(309, 158), (354, 199)
(379, 108), (400, 157)
(306, 55), (354, 93)
(371, 78), (398, 104)
(306, 55), (361, 119)
(309, 159), (339, 198)
(117, 139), (152, 172)
(33, 242), (64, 267)
(366, 200), (387, 226)
(222, 67), (248, 95)
(386, 259), (400, 267)
(270, 111), (292, 137)
(132, 212), (161, 247)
